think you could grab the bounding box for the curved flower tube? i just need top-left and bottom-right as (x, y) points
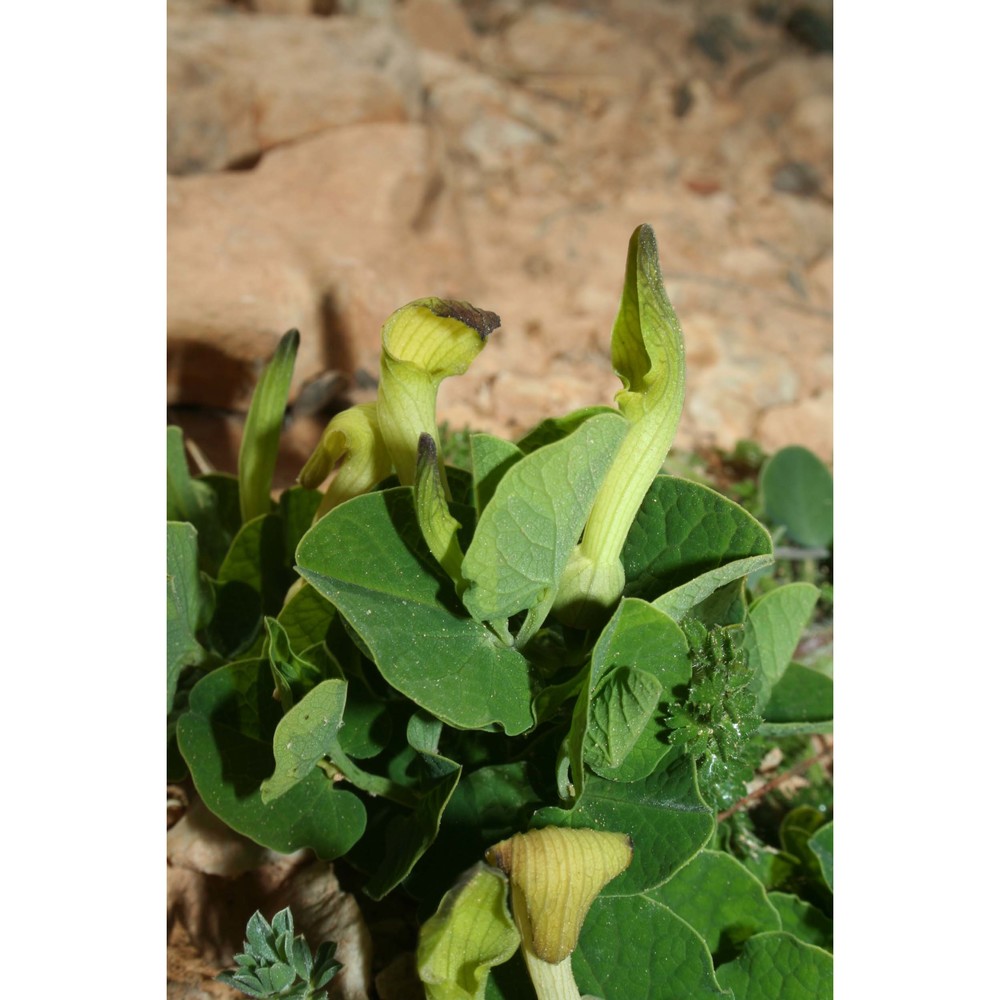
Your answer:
(553, 224), (685, 626)
(377, 298), (499, 494)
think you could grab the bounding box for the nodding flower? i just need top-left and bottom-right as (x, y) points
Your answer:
(377, 298), (499, 496)
(298, 402), (391, 519)
(486, 826), (633, 1000)
(553, 224), (685, 627)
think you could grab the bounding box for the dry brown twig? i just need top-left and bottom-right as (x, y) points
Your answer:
(717, 739), (833, 823)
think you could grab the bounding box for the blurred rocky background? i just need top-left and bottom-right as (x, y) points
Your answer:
(167, 0), (833, 488)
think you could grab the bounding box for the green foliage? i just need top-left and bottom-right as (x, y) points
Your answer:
(715, 932), (832, 999)
(217, 907), (342, 999)
(744, 583), (820, 710)
(461, 411), (629, 642)
(169, 225), (833, 999)
(238, 329), (300, 524)
(761, 445), (833, 549)
(166, 521), (213, 713)
(624, 474), (774, 613)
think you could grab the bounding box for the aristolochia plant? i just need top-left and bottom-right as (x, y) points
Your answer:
(169, 225), (833, 1000)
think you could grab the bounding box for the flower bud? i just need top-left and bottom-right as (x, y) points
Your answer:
(553, 224), (685, 625)
(298, 402), (391, 518)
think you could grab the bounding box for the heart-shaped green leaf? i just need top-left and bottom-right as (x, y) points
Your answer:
(569, 598), (690, 791)
(297, 488), (534, 735)
(761, 446), (833, 548)
(745, 583), (820, 709)
(462, 411), (629, 639)
(715, 931), (833, 999)
(650, 849), (780, 954)
(624, 475), (773, 606)
(534, 758), (714, 895)
(177, 659), (366, 859)
(261, 678), (349, 803)
(573, 894), (730, 1000)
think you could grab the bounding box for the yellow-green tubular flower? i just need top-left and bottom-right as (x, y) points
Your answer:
(486, 827), (633, 1000)
(298, 402), (391, 519)
(417, 863), (521, 1000)
(377, 298), (500, 494)
(553, 224), (685, 626)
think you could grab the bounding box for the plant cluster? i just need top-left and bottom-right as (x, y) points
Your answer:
(168, 225), (833, 999)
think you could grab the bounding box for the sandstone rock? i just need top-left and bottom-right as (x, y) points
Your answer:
(734, 54), (833, 120)
(749, 192), (833, 268)
(806, 251), (833, 306)
(167, 0), (226, 13)
(756, 387), (833, 462)
(684, 321), (801, 451)
(472, 2), (660, 165)
(717, 244), (790, 284)
(680, 311), (724, 370)
(421, 56), (568, 196)
(249, 0), (329, 13)
(397, 0), (478, 60)
(790, 92), (834, 165)
(167, 0), (832, 467)
(338, 0), (395, 16)
(168, 12), (423, 173)
(487, 5), (655, 84)
(168, 124), (473, 410)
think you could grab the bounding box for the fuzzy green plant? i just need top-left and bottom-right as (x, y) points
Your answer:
(216, 908), (341, 1000)
(667, 619), (762, 813)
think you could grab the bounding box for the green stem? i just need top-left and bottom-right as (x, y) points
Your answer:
(515, 599), (552, 650)
(511, 884), (582, 1000)
(377, 358), (448, 495)
(524, 953), (582, 1000)
(577, 412), (666, 571)
(320, 746), (420, 810)
(487, 617), (515, 647)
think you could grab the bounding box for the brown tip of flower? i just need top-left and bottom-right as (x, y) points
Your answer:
(484, 838), (513, 874)
(429, 300), (501, 341)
